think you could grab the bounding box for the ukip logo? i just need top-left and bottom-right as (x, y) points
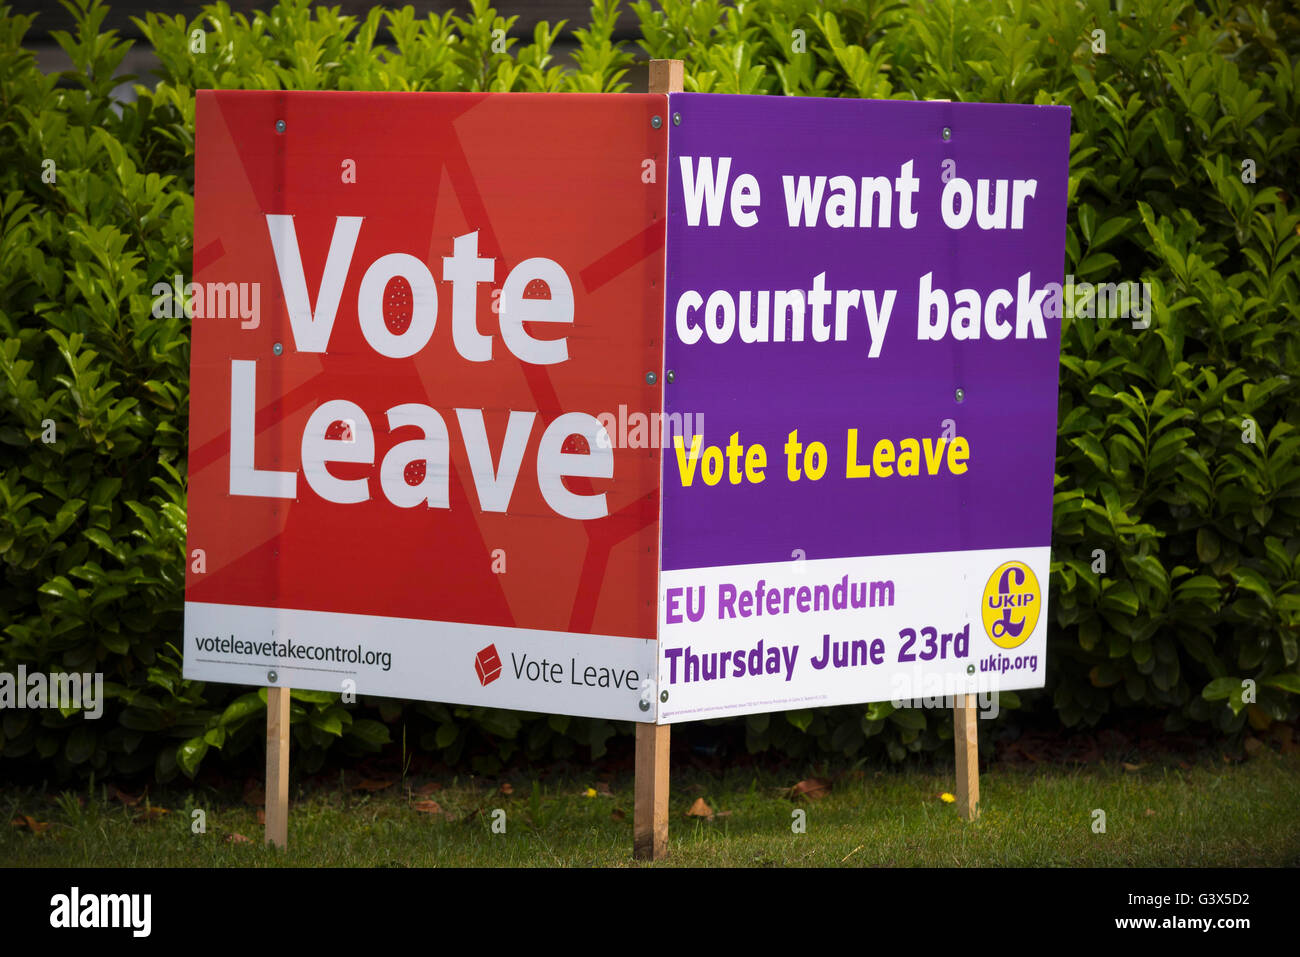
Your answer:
(981, 561), (1040, 649)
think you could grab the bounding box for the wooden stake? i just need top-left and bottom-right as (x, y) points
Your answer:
(953, 693), (979, 821)
(633, 58), (682, 863)
(265, 685), (291, 847)
(648, 58), (683, 96)
(927, 95), (978, 822)
(634, 724), (670, 860)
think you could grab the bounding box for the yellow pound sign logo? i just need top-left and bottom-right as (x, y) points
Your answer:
(982, 561), (1040, 649)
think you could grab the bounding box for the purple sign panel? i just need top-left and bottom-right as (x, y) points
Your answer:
(655, 94), (1069, 723)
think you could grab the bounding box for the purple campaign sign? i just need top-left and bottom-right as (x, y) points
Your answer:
(660, 94), (1070, 572)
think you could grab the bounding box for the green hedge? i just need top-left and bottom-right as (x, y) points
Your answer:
(1, 0), (1297, 781)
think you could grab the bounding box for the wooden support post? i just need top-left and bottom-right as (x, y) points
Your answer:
(632, 58), (682, 864)
(927, 94), (978, 823)
(648, 58), (683, 96)
(634, 724), (670, 860)
(265, 685), (291, 848)
(953, 693), (979, 821)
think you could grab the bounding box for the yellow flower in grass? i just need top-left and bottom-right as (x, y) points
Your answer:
(585, 787), (598, 798)
(940, 792), (956, 803)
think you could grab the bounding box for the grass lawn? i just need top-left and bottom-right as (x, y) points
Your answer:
(3, 747), (1297, 867)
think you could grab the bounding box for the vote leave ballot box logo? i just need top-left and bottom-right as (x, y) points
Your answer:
(474, 645), (503, 687)
(655, 94), (1070, 723)
(184, 91), (664, 722)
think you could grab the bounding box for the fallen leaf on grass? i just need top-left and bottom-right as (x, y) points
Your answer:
(413, 781), (443, 796)
(133, 807), (170, 824)
(1003, 739), (1044, 763)
(686, 797), (714, 820)
(106, 784), (143, 806)
(610, 808), (626, 822)
(11, 816), (51, 833)
(1121, 762), (1144, 772)
(790, 778), (832, 801)
(1144, 808), (1156, 817)
(499, 782), (514, 795)
(412, 800), (443, 815)
(225, 833), (253, 845)
(354, 777), (396, 792)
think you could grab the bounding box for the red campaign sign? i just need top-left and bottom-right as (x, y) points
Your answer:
(185, 92), (665, 719)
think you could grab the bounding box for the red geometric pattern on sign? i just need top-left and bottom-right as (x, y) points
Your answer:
(187, 91), (667, 640)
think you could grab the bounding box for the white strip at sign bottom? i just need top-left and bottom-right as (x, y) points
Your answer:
(184, 602), (658, 722)
(656, 546), (1050, 723)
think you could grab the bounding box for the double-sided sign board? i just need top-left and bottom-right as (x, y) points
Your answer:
(186, 91), (1069, 725)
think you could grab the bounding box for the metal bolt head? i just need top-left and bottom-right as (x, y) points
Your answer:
(275, 119), (286, 134)
(651, 115), (662, 129)
(646, 371), (657, 385)
(639, 698), (650, 712)
(954, 387), (965, 402)
(273, 342), (283, 356)
(672, 112), (681, 126)
(666, 369), (675, 384)
(966, 664), (975, 675)
(659, 690), (669, 703)
(942, 126), (951, 141)
(268, 670), (278, 683)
